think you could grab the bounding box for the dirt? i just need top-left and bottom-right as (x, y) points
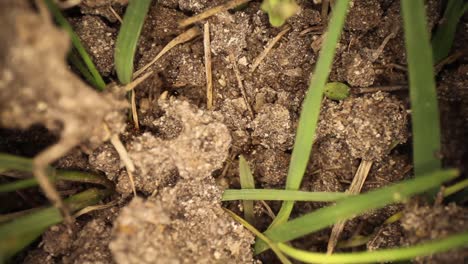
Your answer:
(1, 0), (468, 263)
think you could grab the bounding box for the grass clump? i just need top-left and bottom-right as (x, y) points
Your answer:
(0, 188), (111, 260)
(0, 153), (113, 260)
(255, 169), (458, 253)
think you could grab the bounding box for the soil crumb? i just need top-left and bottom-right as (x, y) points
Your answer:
(317, 92), (408, 161)
(401, 201), (468, 264)
(110, 178), (255, 264)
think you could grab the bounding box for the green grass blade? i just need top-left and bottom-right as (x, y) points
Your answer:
(0, 153), (34, 172)
(222, 189), (349, 202)
(401, 0), (441, 177)
(265, 0), (349, 231)
(444, 178), (468, 197)
(68, 49), (100, 88)
(115, 0), (152, 84)
(432, 0), (468, 63)
(44, 0), (106, 90)
(278, 231), (468, 263)
(0, 178), (38, 193)
(0, 188), (111, 260)
(224, 209), (292, 264)
(239, 156), (255, 224)
(0, 153), (113, 191)
(255, 169), (458, 254)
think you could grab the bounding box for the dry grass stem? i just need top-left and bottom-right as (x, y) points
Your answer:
(261, 200), (276, 220)
(109, 5), (123, 23)
(110, 134), (137, 196)
(230, 53), (254, 118)
(131, 90), (139, 130)
(251, 27), (290, 72)
(125, 70), (153, 92)
(178, 0), (252, 28)
(74, 200), (118, 218)
(133, 27), (201, 78)
(326, 160), (373, 254)
(204, 22), (213, 110)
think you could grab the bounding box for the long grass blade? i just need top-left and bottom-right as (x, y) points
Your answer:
(239, 156), (255, 224)
(432, 0), (468, 63)
(0, 188), (111, 260)
(44, 0), (106, 90)
(222, 189), (349, 202)
(401, 0), (441, 177)
(115, 0), (152, 84)
(278, 231), (468, 264)
(263, 0), (349, 232)
(255, 169), (458, 254)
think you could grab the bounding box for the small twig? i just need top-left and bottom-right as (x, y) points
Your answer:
(110, 135), (137, 197)
(179, 0), (252, 28)
(327, 160), (373, 254)
(251, 27), (290, 72)
(133, 27), (201, 78)
(229, 53), (254, 118)
(204, 22), (214, 110)
(354, 85), (408, 94)
(109, 5), (123, 23)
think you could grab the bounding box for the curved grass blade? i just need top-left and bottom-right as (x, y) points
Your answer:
(255, 169), (458, 254)
(223, 209), (292, 264)
(432, 0), (468, 63)
(115, 0), (152, 84)
(44, 0), (106, 90)
(401, 0), (441, 177)
(278, 231), (468, 263)
(222, 189), (349, 202)
(239, 156), (255, 224)
(0, 188), (111, 260)
(263, 0), (349, 233)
